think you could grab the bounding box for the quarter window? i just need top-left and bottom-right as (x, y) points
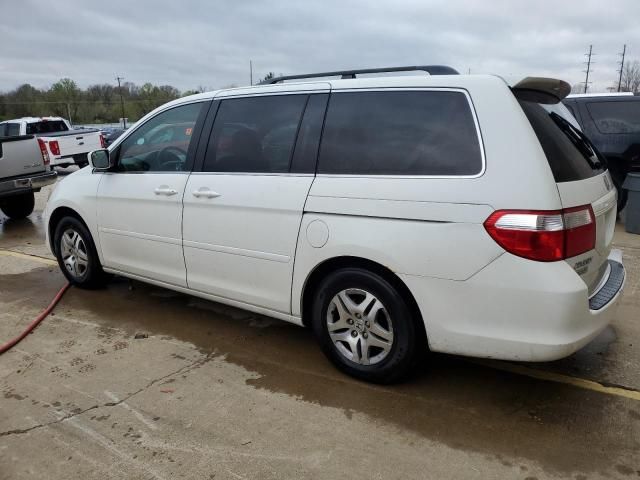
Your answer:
(117, 102), (203, 172)
(3, 123), (21, 137)
(317, 91), (483, 176)
(203, 95), (307, 173)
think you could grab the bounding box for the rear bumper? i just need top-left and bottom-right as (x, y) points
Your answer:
(401, 249), (626, 362)
(0, 170), (57, 199)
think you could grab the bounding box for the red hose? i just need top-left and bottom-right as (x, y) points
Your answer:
(0, 282), (70, 355)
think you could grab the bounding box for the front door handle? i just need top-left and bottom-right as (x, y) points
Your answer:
(192, 188), (221, 199)
(154, 186), (178, 196)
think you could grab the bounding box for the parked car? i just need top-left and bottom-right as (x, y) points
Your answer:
(563, 93), (640, 210)
(44, 67), (625, 383)
(101, 127), (126, 146)
(0, 134), (57, 218)
(0, 117), (105, 168)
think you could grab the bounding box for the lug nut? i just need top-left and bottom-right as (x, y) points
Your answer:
(363, 332), (368, 339)
(351, 330), (358, 337)
(365, 321), (370, 328)
(347, 318), (354, 325)
(355, 313), (362, 319)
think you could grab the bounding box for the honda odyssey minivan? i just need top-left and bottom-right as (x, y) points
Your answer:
(45, 66), (626, 383)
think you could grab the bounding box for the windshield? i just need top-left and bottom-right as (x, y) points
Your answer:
(518, 98), (606, 182)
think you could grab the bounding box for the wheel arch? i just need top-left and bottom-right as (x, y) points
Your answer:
(300, 256), (427, 342)
(48, 206), (92, 254)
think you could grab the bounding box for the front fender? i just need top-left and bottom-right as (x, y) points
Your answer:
(45, 168), (103, 261)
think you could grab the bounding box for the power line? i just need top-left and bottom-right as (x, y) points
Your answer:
(583, 45), (594, 94)
(617, 44), (627, 92)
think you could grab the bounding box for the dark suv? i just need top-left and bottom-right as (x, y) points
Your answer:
(563, 93), (640, 210)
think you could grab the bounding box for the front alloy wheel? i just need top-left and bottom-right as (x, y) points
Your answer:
(53, 215), (108, 288)
(60, 228), (89, 280)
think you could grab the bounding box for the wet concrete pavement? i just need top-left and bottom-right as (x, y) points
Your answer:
(1, 179), (639, 479)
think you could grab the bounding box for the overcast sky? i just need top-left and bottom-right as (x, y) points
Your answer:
(1, 0), (639, 93)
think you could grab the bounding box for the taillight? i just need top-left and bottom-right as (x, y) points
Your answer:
(48, 140), (60, 156)
(484, 205), (596, 262)
(99, 134), (106, 148)
(37, 139), (50, 166)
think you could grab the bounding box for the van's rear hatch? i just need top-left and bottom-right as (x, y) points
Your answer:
(515, 86), (617, 296)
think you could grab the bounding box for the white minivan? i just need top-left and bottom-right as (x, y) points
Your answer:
(45, 66), (625, 383)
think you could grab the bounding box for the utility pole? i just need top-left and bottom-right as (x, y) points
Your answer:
(617, 44), (627, 92)
(583, 45), (594, 94)
(66, 103), (73, 127)
(249, 60), (253, 86)
(116, 76), (127, 129)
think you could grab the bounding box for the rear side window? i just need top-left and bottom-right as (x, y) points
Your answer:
(519, 100), (605, 182)
(586, 101), (640, 134)
(26, 120), (68, 134)
(3, 123), (21, 136)
(203, 95), (307, 173)
(317, 91), (483, 176)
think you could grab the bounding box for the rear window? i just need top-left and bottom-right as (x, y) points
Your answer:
(317, 91), (483, 176)
(1, 123), (21, 136)
(518, 99), (605, 182)
(26, 120), (68, 135)
(586, 100), (640, 134)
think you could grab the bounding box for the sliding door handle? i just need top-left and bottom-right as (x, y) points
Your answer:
(192, 188), (221, 199)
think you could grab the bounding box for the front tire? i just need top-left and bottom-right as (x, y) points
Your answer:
(0, 192), (35, 219)
(53, 216), (107, 288)
(311, 268), (421, 383)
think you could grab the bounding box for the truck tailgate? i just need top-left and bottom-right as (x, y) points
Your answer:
(41, 129), (102, 157)
(0, 135), (45, 178)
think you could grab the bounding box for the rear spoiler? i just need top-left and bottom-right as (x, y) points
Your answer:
(511, 77), (572, 104)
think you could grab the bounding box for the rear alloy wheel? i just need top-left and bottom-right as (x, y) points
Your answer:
(54, 216), (108, 288)
(312, 268), (421, 383)
(326, 288), (394, 365)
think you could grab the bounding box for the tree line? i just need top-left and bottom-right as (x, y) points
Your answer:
(0, 74), (282, 125)
(0, 78), (193, 125)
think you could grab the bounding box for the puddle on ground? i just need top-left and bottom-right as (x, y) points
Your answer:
(1, 268), (638, 476)
(0, 214), (45, 250)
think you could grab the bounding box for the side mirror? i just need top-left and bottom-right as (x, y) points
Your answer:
(88, 149), (113, 171)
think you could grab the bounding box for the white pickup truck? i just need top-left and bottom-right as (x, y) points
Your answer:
(0, 134), (57, 218)
(0, 117), (104, 168)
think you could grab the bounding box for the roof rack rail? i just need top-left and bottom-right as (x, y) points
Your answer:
(261, 65), (459, 85)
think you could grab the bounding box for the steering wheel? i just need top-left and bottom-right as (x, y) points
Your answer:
(158, 146), (188, 171)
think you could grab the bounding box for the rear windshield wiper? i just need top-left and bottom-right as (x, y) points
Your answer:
(549, 112), (603, 169)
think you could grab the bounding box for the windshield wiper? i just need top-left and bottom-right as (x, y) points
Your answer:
(549, 112), (602, 169)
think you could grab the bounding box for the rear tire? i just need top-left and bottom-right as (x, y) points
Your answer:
(53, 216), (108, 288)
(0, 192), (35, 219)
(311, 267), (421, 383)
